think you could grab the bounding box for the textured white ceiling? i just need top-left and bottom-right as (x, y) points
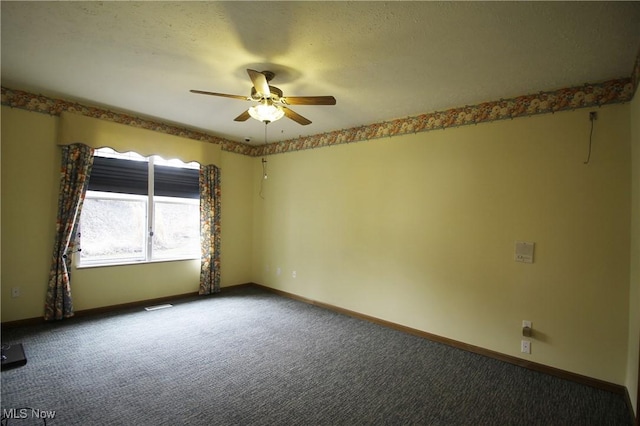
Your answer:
(2, 1), (640, 145)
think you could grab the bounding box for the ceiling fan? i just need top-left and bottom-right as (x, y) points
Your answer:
(190, 69), (336, 125)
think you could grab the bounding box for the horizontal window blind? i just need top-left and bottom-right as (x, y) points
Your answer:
(88, 156), (148, 195)
(154, 164), (199, 199)
(88, 156), (199, 198)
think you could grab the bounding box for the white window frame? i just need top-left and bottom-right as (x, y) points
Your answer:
(150, 195), (200, 261)
(79, 191), (149, 266)
(77, 151), (200, 268)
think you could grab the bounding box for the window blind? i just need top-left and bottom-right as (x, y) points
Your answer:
(88, 156), (199, 199)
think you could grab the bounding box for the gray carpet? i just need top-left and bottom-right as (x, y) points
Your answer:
(1, 286), (632, 425)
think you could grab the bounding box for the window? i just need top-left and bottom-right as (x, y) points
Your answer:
(79, 148), (200, 266)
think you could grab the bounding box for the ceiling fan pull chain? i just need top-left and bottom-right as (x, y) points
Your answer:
(264, 121), (268, 144)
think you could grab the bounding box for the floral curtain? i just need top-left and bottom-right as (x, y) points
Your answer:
(44, 144), (94, 321)
(199, 164), (221, 295)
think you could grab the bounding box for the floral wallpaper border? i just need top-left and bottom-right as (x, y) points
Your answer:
(251, 78), (635, 157)
(2, 73), (637, 158)
(0, 87), (251, 155)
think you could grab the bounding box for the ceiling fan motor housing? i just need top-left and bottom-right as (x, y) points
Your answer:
(251, 85), (283, 101)
(261, 71), (275, 82)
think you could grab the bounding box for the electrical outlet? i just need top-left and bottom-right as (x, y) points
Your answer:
(521, 340), (531, 354)
(11, 287), (20, 298)
(292, 271), (297, 278)
(276, 267), (281, 276)
(589, 111), (597, 121)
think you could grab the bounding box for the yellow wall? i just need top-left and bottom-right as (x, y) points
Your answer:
(1, 106), (253, 321)
(252, 105), (631, 385)
(1, 100), (635, 391)
(218, 149), (254, 286)
(628, 90), (640, 413)
(1, 108), (60, 322)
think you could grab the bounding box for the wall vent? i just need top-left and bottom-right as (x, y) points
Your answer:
(144, 304), (173, 311)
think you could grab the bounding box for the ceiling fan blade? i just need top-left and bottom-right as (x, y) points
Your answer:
(283, 107), (311, 125)
(282, 96), (336, 106)
(190, 89), (248, 101)
(234, 110), (251, 122)
(247, 69), (271, 98)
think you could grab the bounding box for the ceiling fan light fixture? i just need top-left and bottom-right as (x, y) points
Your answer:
(248, 102), (285, 123)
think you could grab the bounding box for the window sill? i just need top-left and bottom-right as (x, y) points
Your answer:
(76, 256), (199, 269)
